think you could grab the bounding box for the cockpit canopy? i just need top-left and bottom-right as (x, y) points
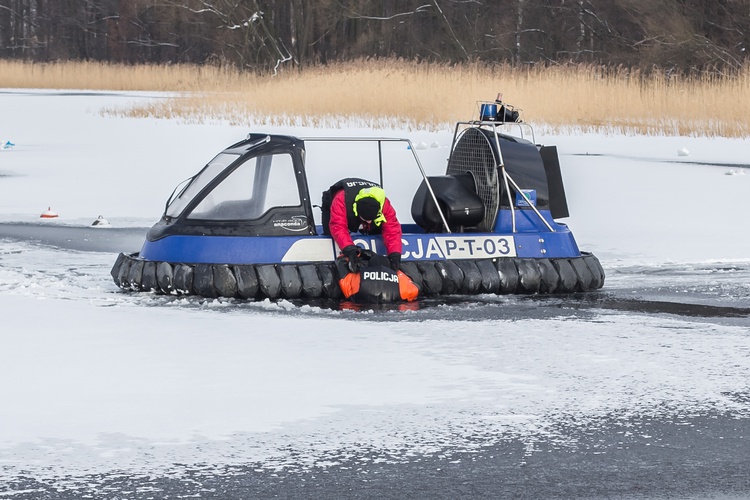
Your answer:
(149, 135), (314, 241)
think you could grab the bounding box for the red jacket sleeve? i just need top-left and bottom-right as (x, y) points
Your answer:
(329, 190), (354, 251)
(381, 198), (403, 255)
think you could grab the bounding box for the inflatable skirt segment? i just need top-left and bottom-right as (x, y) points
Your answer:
(111, 252), (605, 300)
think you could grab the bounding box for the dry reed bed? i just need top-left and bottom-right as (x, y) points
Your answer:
(2, 60), (748, 137)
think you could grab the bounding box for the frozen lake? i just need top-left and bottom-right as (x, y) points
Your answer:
(1, 90), (749, 499)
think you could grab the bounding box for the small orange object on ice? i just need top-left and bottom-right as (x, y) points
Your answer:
(40, 207), (58, 218)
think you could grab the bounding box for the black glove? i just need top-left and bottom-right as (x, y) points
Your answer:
(388, 252), (401, 272)
(342, 245), (362, 272)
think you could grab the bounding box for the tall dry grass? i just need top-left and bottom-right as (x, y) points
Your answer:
(2, 59), (749, 137)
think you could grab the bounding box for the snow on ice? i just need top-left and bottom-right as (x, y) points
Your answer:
(0, 89), (749, 483)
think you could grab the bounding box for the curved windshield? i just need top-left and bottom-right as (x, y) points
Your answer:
(188, 153), (300, 220)
(165, 153), (240, 218)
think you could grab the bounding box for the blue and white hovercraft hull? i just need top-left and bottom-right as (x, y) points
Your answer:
(113, 219), (603, 300)
(113, 229), (602, 299)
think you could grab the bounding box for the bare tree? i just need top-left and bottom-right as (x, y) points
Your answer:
(515, 0), (524, 65)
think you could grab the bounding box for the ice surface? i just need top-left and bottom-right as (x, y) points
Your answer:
(0, 89), (749, 482)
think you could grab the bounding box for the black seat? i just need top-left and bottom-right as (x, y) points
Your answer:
(411, 174), (484, 232)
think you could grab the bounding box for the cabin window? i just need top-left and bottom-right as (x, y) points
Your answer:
(166, 153), (240, 218)
(188, 153), (300, 220)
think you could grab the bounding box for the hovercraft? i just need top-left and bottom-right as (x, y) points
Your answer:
(111, 98), (604, 303)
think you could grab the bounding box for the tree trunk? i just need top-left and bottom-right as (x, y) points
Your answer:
(515, 0), (524, 65)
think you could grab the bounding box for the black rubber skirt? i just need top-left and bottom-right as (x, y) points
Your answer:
(110, 253), (605, 300)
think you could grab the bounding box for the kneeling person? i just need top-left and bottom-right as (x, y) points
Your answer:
(325, 178), (402, 272)
(335, 250), (416, 303)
